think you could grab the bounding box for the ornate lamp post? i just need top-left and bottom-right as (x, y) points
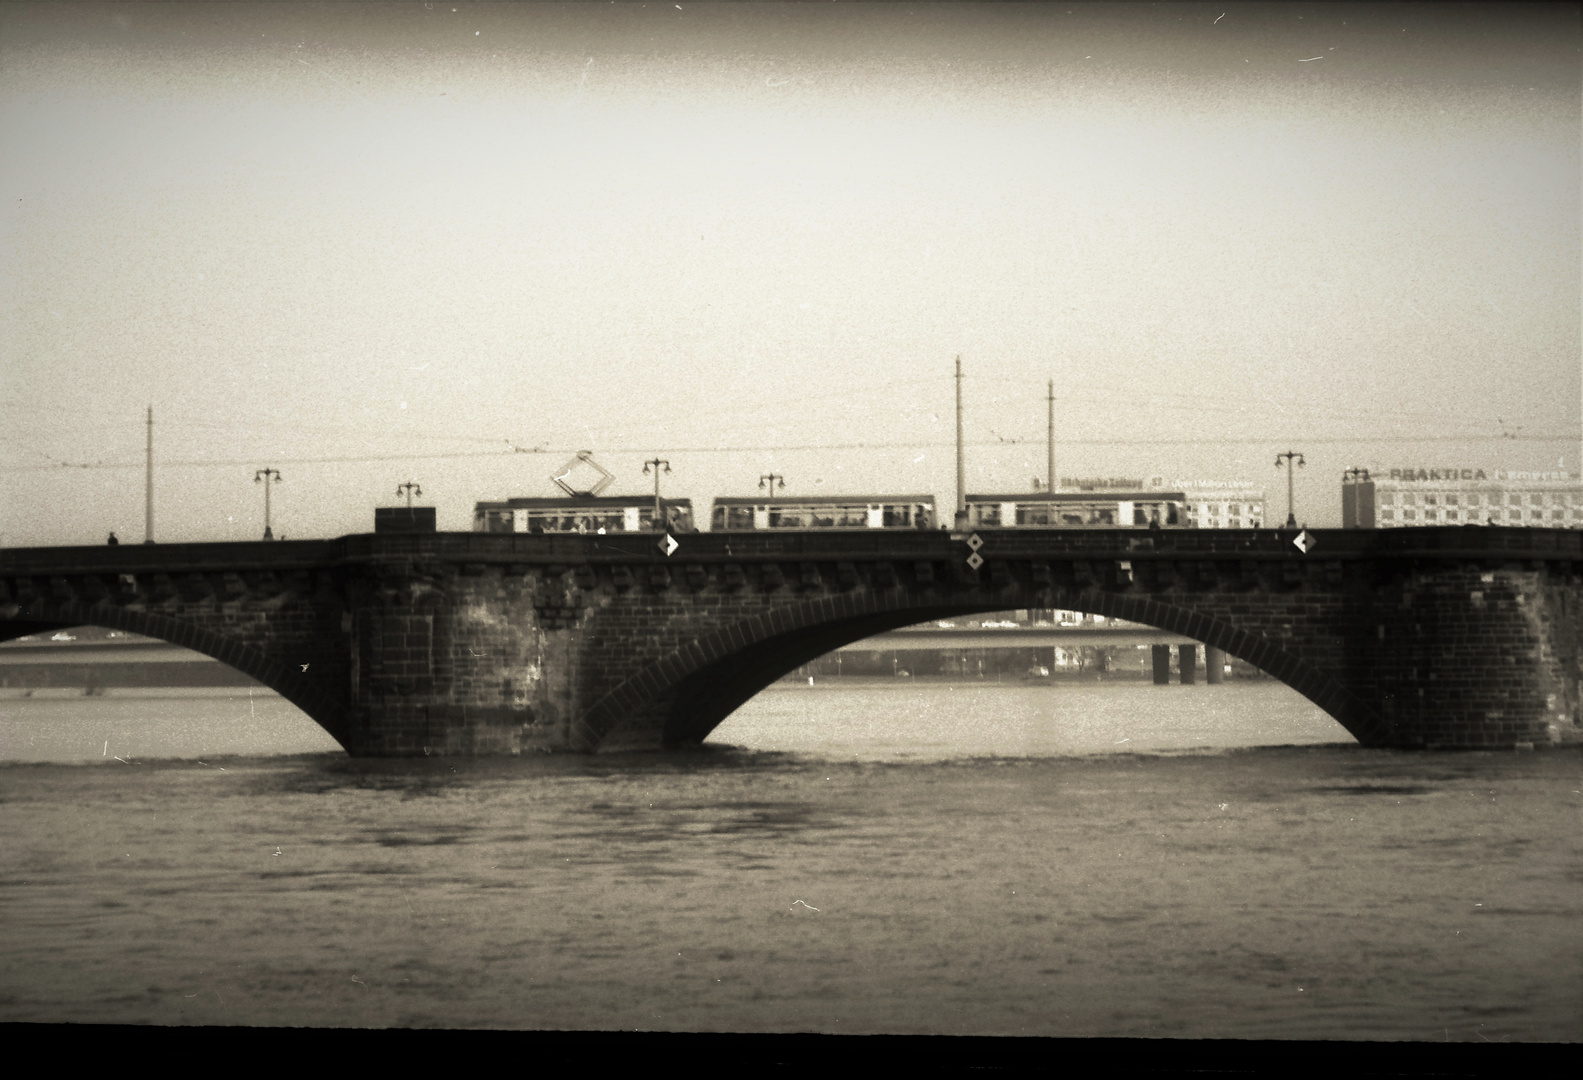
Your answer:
(397, 481), (422, 508)
(759, 473), (785, 494)
(642, 458), (671, 531)
(254, 468), (283, 540)
(1275, 451), (1306, 528)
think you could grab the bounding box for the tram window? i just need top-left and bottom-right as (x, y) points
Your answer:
(1090, 509), (1115, 525)
(769, 508), (809, 528)
(882, 505), (913, 527)
(974, 504), (1002, 526)
(1061, 512), (1085, 526)
(726, 507), (754, 529)
(1017, 505), (1051, 526)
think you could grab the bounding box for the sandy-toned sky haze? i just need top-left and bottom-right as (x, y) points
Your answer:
(2, 2), (1578, 544)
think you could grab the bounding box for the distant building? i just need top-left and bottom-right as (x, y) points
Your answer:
(1341, 468), (1583, 528)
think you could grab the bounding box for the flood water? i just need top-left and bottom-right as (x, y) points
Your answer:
(1, 681), (1579, 1039)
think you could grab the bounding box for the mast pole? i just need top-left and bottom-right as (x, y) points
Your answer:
(954, 356), (966, 529)
(144, 405), (154, 544)
(1046, 378), (1055, 495)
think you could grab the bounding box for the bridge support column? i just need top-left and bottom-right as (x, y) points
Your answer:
(1205, 645), (1225, 684)
(1178, 644), (1197, 685)
(1152, 644), (1171, 685)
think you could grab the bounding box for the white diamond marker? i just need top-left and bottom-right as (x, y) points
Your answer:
(1293, 530), (1315, 554)
(966, 533), (984, 552)
(660, 534), (679, 557)
(966, 552), (984, 570)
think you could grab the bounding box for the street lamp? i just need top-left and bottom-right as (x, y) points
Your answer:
(1343, 467), (1370, 483)
(642, 458), (671, 531)
(254, 468), (283, 540)
(759, 473), (785, 494)
(396, 481), (422, 508)
(1274, 451), (1305, 528)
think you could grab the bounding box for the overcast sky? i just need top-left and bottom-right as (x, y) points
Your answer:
(2, 1), (1578, 545)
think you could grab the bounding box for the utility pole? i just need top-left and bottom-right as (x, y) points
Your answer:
(144, 405), (155, 544)
(954, 356), (967, 530)
(759, 473), (784, 495)
(1275, 451), (1305, 528)
(396, 481), (422, 508)
(254, 468), (282, 540)
(643, 458), (671, 530)
(1046, 378), (1056, 496)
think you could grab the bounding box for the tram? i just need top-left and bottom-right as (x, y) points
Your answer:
(473, 496), (695, 534)
(965, 492), (1186, 529)
(709, 495), (937, 531)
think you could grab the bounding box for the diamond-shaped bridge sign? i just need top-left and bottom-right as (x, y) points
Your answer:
(1293, 529), (1316, 554)
(966, 533), (984, 552)
(551, 451), (614, 497)
(965, 552), (985, 570)
(660, 534), (679, 557)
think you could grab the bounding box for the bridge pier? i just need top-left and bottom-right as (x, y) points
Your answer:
(1178, 644), (1197, 685)
(1152, 644), (1170, 685)
(1205, 645), (1225, 685)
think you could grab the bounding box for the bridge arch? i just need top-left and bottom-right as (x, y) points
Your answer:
(573, 585), (1377, 751)
(0, 600), (348, 748)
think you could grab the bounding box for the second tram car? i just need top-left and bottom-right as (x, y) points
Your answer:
(965, 492), (1186, 529)
(710, 495), (937, 531)
(473, 496), (695, 534)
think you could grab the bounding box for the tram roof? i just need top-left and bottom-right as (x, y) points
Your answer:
(710, 494), (935, 507)
(967, 492), (1187, 502)
(475, 496), (695, 510)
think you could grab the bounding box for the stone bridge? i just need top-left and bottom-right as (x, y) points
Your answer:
(2, 527), (1579, 753)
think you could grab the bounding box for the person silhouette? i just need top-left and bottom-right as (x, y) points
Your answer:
(106, 532), (119, 545)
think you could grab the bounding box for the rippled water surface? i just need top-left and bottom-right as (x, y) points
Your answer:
(1, 684), (1578, 1039)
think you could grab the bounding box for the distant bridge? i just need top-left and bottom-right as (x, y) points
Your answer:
(835, 626), (1199, 650)
(2, 527), (1579, 753)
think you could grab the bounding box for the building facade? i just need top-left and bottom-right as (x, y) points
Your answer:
(1342, 468), (1583, 528)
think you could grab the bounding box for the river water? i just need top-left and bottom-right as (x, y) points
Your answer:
(1, 682), (1578, 1039)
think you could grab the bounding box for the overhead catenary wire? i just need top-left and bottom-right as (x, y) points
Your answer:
(0, 433), (1574, 472)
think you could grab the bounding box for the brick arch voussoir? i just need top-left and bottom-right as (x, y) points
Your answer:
(1, 600), (348, 747)
(571, 581), (1379, 751)
(1037, 587), (1378, 742)
(572, 587), (946, 751)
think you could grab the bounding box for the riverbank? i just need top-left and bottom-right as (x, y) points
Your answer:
(2, 745), (1577, 1037)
